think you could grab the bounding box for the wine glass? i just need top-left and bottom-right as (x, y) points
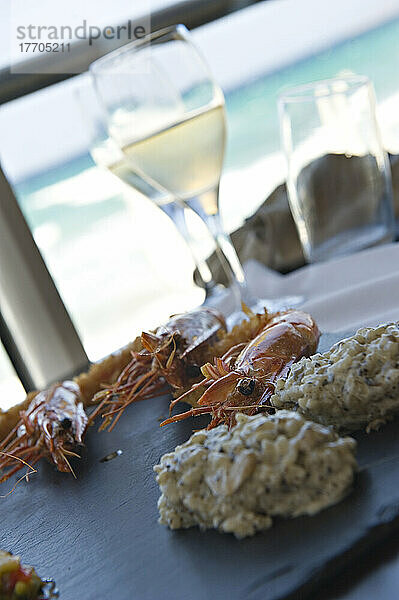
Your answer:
(90, 25), (303, 313)
(74, 77), (223, 299)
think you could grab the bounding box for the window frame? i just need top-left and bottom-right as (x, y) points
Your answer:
(0, 0), (261, 105)
(0, 165), (89, 390)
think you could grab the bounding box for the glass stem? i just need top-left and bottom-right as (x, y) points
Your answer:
(186, 188), (256, 310)
(113, 169), (221, 297)
(158, 201), (219, 294)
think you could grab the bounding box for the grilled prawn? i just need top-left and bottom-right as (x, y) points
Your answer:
(0, 307), (227, 481)
(92, 307), (227, 431)
(0, 381), (87, 483)
(162, 309), (320, 429)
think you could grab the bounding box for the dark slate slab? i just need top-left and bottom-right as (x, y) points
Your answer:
(2, 331), (399, 600)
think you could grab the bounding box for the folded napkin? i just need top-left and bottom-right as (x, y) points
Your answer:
(202, 153), (399, 286)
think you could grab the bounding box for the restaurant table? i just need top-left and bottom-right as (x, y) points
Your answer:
(316, 535), (399, 599)
(2, 244), (399, 600)
(249, 243), (399, 599)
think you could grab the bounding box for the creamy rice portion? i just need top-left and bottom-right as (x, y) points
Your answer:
(154, 411), (356, 538)
(272, 323), (399, 432)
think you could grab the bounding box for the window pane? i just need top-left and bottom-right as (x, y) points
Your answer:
(12, 156), (206, 361)
(0, 345), (25, 410)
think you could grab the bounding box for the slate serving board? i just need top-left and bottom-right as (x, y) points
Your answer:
(2, 331), (399, 600)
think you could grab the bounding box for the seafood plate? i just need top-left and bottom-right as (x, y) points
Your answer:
(153, 319), (399, 537)
(1, 315), (399, 600)
(2, 301), (399, 600)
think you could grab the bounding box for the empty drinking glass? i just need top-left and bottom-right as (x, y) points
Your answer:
(279, 75), (395, 263)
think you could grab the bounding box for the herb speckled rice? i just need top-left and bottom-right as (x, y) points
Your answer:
(154, 411), (356, 538)
(272, 323), (399, 432)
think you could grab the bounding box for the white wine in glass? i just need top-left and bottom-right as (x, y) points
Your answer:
(91, 25), (303, 312)
(89, 25), (253, 310)
(122, 104), (225, 201)
(75, 79), (220, 296)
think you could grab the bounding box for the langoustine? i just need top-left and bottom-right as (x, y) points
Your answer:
(0, 307), (227, 482)
(0, 381), (87, 483)
(91, 307), (227, 431)
(162, 309), (320, 429)
(0, 330), (148, 483)
(95, 303), (283, 430)
(0, 334), (144, 444)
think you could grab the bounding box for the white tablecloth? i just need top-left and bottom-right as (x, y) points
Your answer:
(245, 243), (399, 332)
